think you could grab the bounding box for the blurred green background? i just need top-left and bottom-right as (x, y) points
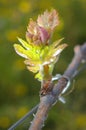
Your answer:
(0, 0), (86, 130)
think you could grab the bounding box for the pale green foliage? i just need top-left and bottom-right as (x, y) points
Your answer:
(14, 37), (67, 80)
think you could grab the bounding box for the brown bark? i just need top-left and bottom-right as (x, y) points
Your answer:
(29, 43), (86, 130)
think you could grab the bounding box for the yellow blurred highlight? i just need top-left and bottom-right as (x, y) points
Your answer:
(17, 107), (28, 118)
(76, 114), (86, 128)
(19, 1), (31, 13)
(15, 84), (28, 97)
(0, 116), (10, 128)
(6, 30), (19, 42)
(14, 59), (25, 70)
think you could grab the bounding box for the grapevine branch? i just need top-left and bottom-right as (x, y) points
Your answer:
(8, 9), (86, 130)
(8, 43), (86, 130)
(29, 43), (86, 130)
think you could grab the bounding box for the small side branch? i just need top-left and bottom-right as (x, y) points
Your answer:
(8, 104), (39, 130)
(63, 43), (86, 79)
(29, 43), (86, 130)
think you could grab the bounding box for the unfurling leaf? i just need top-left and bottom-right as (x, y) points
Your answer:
(14, 9), (67, 81)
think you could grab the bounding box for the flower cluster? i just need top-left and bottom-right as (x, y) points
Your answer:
(14, 9), (67, 81)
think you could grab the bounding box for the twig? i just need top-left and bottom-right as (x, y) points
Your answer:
(8, 104), (39, 130)
(8, 43), (86, 130)
(72, 63), (86, 78)
(63, 43), (86, 79)
(29, 43), (86, 130)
